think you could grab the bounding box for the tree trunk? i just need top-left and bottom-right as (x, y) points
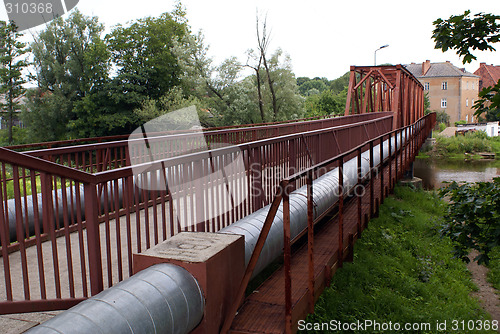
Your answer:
(262, 56), (278, 121)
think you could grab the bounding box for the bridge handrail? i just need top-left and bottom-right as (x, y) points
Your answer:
(0, 147), (94, 184)
(23, 112), (388, 157)
(93, 114), (394, 183)
(5, 114), (337, 152)
(221, 112), (436, 333)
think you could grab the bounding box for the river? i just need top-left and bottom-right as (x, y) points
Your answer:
(413, 158), (500, 190)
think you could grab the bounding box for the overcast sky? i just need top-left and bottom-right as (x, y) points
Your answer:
(1, 0), (499, 80)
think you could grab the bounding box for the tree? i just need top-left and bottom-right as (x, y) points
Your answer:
(106, 5), (188, 107)
(25, 10), (110, 141)
(432, 11), (500, 121)
(0, 20), (27, 144)
(440, 178), (500, 265)
(256, 15), (279, 121)
(305, 89), (344, 117)
(298, 79), (327, 96)
(259, 49), (304, 121)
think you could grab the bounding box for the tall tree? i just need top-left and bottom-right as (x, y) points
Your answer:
(256, 15), (279, 121)
(0, 20), (27, 144)
(432, 11), (500, 121)
(25, 10), (109, 141)
(106, 5), (188, 108)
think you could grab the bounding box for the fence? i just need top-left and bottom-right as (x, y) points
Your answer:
(0, 112), (393, 314)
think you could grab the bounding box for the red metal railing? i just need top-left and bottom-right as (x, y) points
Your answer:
(4, 114), (337, 152)
(222, 112), (436, 333)
(0, 112), (393, 314)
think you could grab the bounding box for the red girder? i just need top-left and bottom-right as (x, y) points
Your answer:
(344, 65), (424, 129)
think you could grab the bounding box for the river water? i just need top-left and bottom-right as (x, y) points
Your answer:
(413, 158), (500, 190)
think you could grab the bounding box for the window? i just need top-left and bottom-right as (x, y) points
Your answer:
(424, 82), (430, 90)
(442, 81), (448, 90)
(466, 115), (469, 123)
(472, 99), (475, 106)
(466, 98), (469, 107)
(472, 82), (475, 90)
(441, 98), (447, 108)
(471, 116), (474, 123)
(467, 81), (469, 89)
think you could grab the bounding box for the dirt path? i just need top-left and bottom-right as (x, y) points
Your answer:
(468, 251), (500, 326)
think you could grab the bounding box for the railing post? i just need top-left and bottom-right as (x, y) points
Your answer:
(369, 141), (374, 217)
(40, 172), (52, 234)
(250, 147), (263, 211)
(307, 170), (314, 314)
(380, 136), (384, 201)
(84, 182), (104, 296)
(283, 182), (292, 334)
(289, 139), (297, 191)
(388, 132), (393, 192)
(399, 130), (403, 179)
(357, 148), (362, 236)
(338, 158), (344, 268)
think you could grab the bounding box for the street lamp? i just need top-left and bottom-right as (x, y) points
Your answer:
(374, 44), (389, 66)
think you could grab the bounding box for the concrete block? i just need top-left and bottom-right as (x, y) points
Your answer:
(133, 232), (245, 334)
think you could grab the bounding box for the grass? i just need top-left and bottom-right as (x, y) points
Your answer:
(2, 173), (72, 200)
(301, 187), (494, 333)
(487, 248), (500, 292)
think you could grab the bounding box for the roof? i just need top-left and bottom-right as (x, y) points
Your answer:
(404, 62), (480, 79)
(474, 63), (500, 90)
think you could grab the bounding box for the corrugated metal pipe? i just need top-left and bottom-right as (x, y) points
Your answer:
(219, 130), (410, 276)
(25, 263), (204, 334)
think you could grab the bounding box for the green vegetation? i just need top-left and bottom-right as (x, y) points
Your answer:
(2, 3), (323, 145)
(440, 178), (500, 265)
(487, 248), (500, 291)
(423, 132), (500, 159)
(302, 187), (493, 333)
(0, 21), (27, 144)
(297, 73), (349, 117)
(433, 11), (500, 122)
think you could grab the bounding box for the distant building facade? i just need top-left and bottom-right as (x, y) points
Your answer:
(474, 63), (500, 91)
(405, 60), (480, 124)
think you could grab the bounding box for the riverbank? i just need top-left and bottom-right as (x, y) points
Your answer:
(420, 131), (500, 161)
(300, 186), (496, 333)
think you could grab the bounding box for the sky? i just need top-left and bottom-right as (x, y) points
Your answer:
(1, 0), (499, 80)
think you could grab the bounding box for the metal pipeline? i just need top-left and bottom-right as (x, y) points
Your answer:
(219, 130), (410, 276)
(25, 263), (205, 334)
(4, 182), (124, 243)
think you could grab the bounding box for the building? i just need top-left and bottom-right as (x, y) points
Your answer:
(405, 60), (480, 124)
(474, 63), (500, 91)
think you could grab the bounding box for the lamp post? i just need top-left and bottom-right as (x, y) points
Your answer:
(374, 44), (389, 66)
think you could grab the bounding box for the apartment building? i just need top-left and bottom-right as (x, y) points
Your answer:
(405, 60), (480, 124)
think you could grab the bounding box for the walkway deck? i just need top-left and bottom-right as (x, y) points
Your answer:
(230, 157), (395, 333)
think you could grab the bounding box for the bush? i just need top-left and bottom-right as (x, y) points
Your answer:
(455, 120), (467, 126)
(435, 132), (492, 154)
(440, 177), (500, 265)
